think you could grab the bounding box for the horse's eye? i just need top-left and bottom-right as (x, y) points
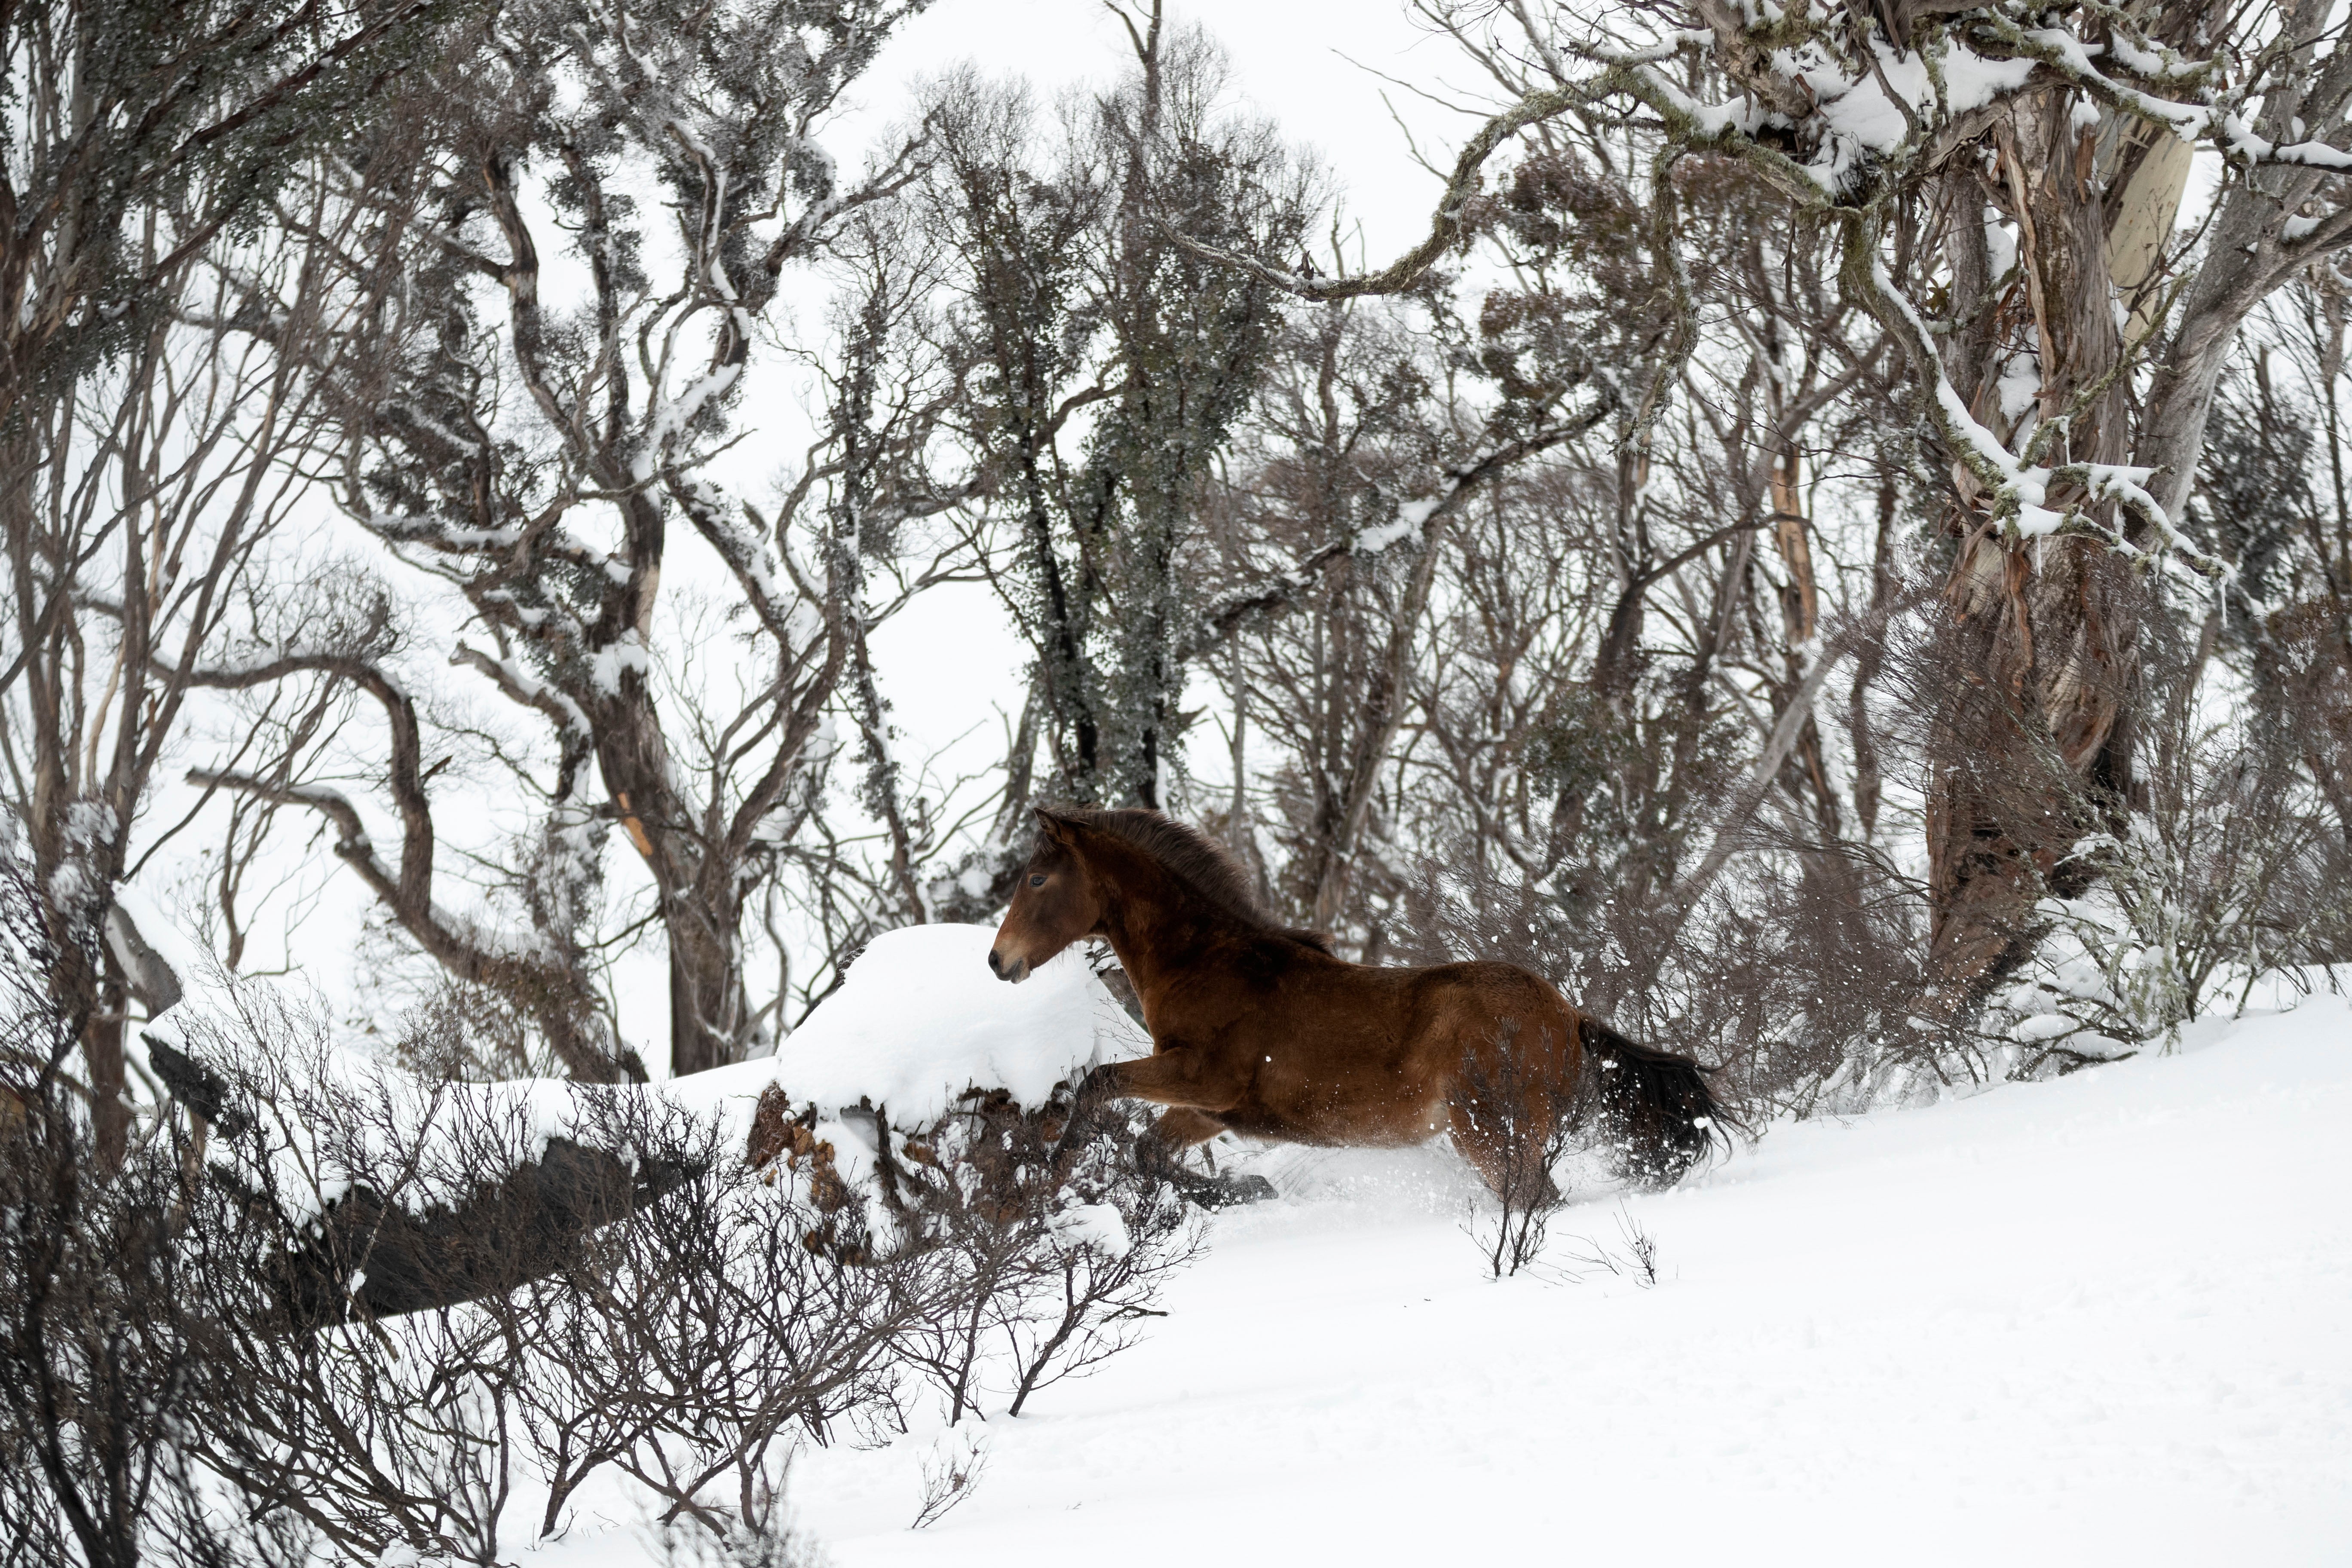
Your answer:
(1029, 874), (1046, 887)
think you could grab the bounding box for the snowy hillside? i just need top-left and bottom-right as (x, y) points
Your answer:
(543, 992), (2351, 1567)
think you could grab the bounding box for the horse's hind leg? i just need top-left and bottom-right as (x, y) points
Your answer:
(1440, 998), (1581, 1203)
(1447, 1090), (1565, 1207)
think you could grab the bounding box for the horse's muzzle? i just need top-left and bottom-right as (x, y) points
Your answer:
(987, 947), (1029, 984)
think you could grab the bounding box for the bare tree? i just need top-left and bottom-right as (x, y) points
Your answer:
(1176, 0), (2352, 1024)
(917, 6), (1317, 871)
(1200, 282), (1625, 943)
(183, 0), (981, 1078)
(2, 0), (433, 1152)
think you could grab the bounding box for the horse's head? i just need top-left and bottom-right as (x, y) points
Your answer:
(989, 806), (1102, 983)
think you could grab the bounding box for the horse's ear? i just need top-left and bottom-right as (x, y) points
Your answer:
(1032, 803), (1076, 845)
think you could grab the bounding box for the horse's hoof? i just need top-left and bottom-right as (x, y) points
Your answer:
(1186, 1171), (1277, 1209)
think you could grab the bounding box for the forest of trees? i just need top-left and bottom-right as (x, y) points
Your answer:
(7, 0), (2352, 1559)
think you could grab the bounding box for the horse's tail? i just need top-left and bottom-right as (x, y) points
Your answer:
(1579, 1019), (1732, 1187)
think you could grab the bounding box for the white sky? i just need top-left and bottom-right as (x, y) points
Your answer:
(837, 0), (1477, 264)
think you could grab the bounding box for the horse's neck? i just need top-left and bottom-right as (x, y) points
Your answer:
(1087, 848), (1234, 1021)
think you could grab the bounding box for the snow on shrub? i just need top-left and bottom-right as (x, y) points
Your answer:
(673, 923), (1145, 1182)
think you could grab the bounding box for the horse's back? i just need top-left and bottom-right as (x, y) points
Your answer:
(1401, 957), (1582, 1029)
(1386, 958), (1584, 1087)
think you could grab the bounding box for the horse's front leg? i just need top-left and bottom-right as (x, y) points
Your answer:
(1085, 1045), (1246, 1115)
(1153, 1107), (1227, 1147)
(1139, 1107), (1277, 1208)
(1055, 1050), (1228, 1161)
(1053, 1047), (1264, 1205)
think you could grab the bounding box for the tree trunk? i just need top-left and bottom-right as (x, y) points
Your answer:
(666, 890), (750, 1080)
(1922, 101), (2156, 998)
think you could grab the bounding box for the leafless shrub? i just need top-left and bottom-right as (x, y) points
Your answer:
(0, 854), (336, 1568)
(876, 1083), (1203, 1424)
(1620, 1216), (1661, 1286)
(387, 982), (543, 1085)
(11, 876), (1204, 1561)
(156, 1013), (594, 1562)
(1995, 609), (2352, 1061)
(910, 1428), (991, 1530)
(0, 1082), (229, 1568)
(9, 934), (931, 1563)
(41, 972), (1204, 1560)
(649, 1479), (822, 1568)
(879, 1096), (1043, 1427)
(1560, 1207), (1663, 1289)
(523, 1128), (926, 1537)
(1441, 1016), (1674, 1285)
(159, 1004), (956, 1554)
(1000, 1176), (1195, 1418)
(1848, 592), (2352, 1074)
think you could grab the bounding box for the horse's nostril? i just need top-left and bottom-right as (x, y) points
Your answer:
(987, 949), (1003, 974)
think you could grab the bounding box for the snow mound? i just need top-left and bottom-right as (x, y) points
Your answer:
(671, 924), (1145, 1133)
(116, 891), (1142, 1223)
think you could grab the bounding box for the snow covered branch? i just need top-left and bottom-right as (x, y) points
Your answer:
(1183, 390), (1620, 661)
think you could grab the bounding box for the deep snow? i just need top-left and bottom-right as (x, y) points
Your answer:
(119, 866), (2352, 1564)
(124, 891), (2348, 1563)
(548, 989), (2351, 1567)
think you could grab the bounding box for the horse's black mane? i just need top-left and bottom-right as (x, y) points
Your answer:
(1053, 807), (1332, 953)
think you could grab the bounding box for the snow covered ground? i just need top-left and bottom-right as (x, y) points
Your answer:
(545, 991), (2352, 1567)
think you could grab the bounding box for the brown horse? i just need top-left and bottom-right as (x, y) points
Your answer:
(988, 805), (1724, 1197)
